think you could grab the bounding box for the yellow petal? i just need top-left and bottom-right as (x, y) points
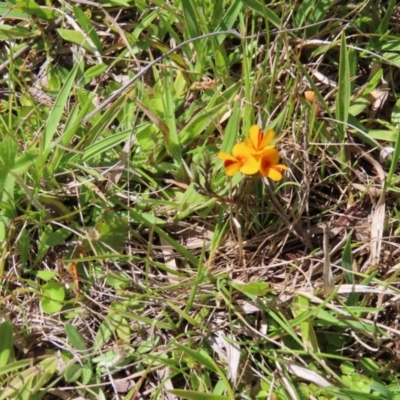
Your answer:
(256, 145), (274, 154)
(260, 129), (275, 149)
(260, 148), (280, 165)
(240, 156), (259, 175)
(232, 142), (252, 157)
(243, 138), (254, 150)
(217, 152), (236, 161)
(249, 125), (261, 149)
(276, 164), (289, 170)
(225, 162), (241, 176)
(266, 168), (283, 181)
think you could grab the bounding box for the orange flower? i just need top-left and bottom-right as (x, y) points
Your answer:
(258, 148), (288, 181)
(218, 142), (259, 176)
(304, 90), (316, 102)
(244, 125), (275, 155)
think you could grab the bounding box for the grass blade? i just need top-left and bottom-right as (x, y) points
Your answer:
(42, 62), (79, 153)
(336, 32), (350, 143)
(0, 321), (13, 367)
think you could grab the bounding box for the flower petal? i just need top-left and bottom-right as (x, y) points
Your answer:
(232, 142), (252, 157)
(254, 145), (274, 158)
(260, 147), (280, 165)
(240, 156), (259, 175)
(225, 162), (241, 176)
(260, 129), (275, 148)
(249, 125), (260, 149)
(243, 138), (254, 149)
(217, 152), (237, 161)
(266, 167), (283, 181)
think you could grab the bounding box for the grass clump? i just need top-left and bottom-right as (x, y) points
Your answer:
(1, 1), (400, 399)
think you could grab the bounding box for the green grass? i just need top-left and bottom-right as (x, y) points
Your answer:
(1, 0), (400, 399)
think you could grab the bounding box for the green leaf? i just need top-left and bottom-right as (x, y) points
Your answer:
(106, 272), (130, 290)
(45, 228), (72, 247)
(181, 0), (201, 39)
(239, 0), (280, 28)
(349, 96), (371, 116)
(0, 360), (31, 377)
(34, 225), (53, 267)
(315, 309), (340, 324)
(109, 0), (130, 5)
(163, 70), (181, 161)
(293, 0), (331, 37)
(0, 138), (18, 171)
(78, 129), (132, 163)
(214, 0), (242, 43)
(175, 343), (219, 373)
(0, 357), (56, 400)
(0, 165), (8, 194)
(376, 0), (396, 34)
(74, 93), (126, 146)
(326, 388), (384, 400)
(167, 302), (200, 328)
(168, 390), (229, 400)
(65, 322), (88, 352)
(19, 229), (29, 268)
(87, 212), (128, 253)
(15, 0), (59, 21)
(41, 282), (65, 314)
(57, 29), (98, 53)
(340, 360), (356, 375)
(73, 6), (103, 52)
(387, 113), (400, 184)
(392, 97), (400, 125)
(360, 358), (380, 374)
(39, 196), (71, 218)
(0, 173), (16, 219)
(0, 321), (13, 367)
(220, 101), (240, 153)
(42, 62), (79, 153)
(342, 233), (353, 285)
(0, 367), (33, 400)
(210, 1), (224, 28)
(35, 270), (56, 281)
(116, 317), (130, 342)
(61, 92), (95, 147)
(0, 3), (30, 19)
(336, 32), (350, 142)
(0, 24), (31, 39)
(94, 313), (120, 351)
(370, 381), (394, 399)
(363, 69), (383, 95)
(178, 183), (208, 214)
(84, 63), (109, 79)
(63, 363), (82, 383)
(143, 36), (189, 70)
(367, 129), (397, 142)
(80, 363), (93, 385)
(293, 0), (315, 28)
(31, 357), (57, 394)
(232, 281), (270, 296)
(12, 150), (38, 173)
(130, 210), (167, 226)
